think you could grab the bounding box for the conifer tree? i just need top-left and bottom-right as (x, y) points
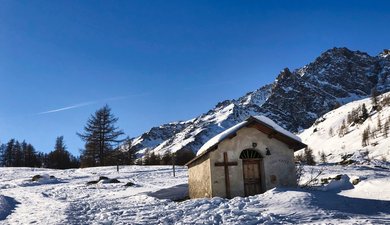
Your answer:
(384, 120), (389, 138)
(77, 105), (124, 167)
(377, 115), (382, 131)
(319, 151), (327, 164)
(24, 144), (38, 167)
(338, 119), (347, 137)
(143, 150), (151, 165)
(370, 126), (376, 139)
(0, 143), (6, 166)
(36, 152), (48, 167)
(384, 117), (390, 138)
(360, 104), (369, 123)
(47, 136), (73, 169)
(328, 127), (334, 137)
(13, 141), (23, 167)
(21, 140), (28, 161)
(4, 139), (15, 166)
(149, 152), (161, 165)
(161, 151), (173, 165)
(371, 88), (379, 109)
(303, 147), (316, 165)
(362, 126), (370, 147)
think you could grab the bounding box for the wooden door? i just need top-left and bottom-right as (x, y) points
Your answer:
(243, 159), (262, 196)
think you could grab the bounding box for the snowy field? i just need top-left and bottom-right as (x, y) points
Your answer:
(0, 165), (390, 225)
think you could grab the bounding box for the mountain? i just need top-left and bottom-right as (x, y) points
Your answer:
(130, 84), (273, 156)
(298, 91), (390, 163)
(129, 47), (390, 156)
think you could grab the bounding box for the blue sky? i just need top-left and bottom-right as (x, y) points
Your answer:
(1, 0), (389, 155)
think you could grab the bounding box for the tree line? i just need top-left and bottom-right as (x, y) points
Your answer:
(141, 149), (195, 166)
(339, 91), (390, 147)
(0, 136), (79, 169)
(1, 104), (196, 169)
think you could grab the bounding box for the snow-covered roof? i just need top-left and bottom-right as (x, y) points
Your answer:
(252, 115), (302, 143)
(187, 116), (306, 166)
(197, 121), (248, 156)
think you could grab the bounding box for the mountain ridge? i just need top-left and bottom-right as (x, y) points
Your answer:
(129, 47), (390, 156)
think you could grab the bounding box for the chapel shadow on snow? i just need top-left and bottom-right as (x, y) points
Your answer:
(147, 183), (189, 202)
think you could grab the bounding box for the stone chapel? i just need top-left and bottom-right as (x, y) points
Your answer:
(186, 116), (307, 199)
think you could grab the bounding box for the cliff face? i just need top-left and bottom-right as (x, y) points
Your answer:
(129, 48), (390, 155)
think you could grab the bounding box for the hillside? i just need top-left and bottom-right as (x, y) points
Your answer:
(299, 92), (390, 163)
(1, 165), (389, 224)
(129, 47), (390, 156)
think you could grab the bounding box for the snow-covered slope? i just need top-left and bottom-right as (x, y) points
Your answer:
(299, 92), (390, 163)
(0, 165), (389, 224)
(130, 48), (390, 157)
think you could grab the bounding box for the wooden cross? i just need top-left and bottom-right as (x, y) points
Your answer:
(215, 152), (238, 198)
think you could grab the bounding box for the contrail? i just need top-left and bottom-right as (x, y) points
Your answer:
(36, 92), (151, 115)
(37, 101), (97, 115)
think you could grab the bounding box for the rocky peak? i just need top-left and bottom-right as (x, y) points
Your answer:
(380, 49), (390, 58)
(215, 100), (233, 109)
(276, 68), (294, 81)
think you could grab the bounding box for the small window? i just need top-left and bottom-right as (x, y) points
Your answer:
(240, 149), (262, 159)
